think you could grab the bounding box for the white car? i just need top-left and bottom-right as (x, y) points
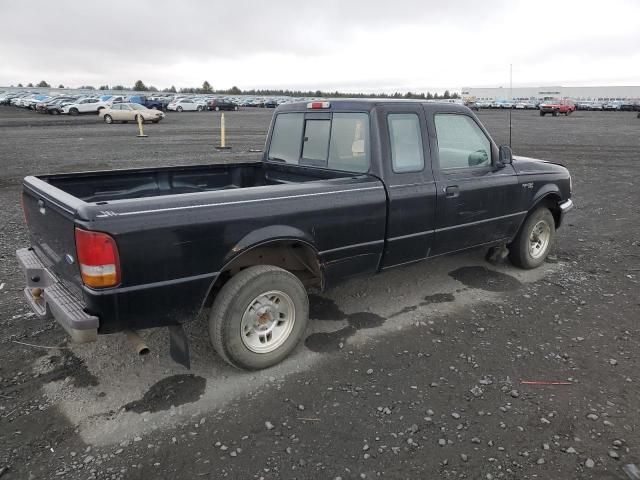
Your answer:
(167, 98), (205, 112)
(61, 98), (109, 115)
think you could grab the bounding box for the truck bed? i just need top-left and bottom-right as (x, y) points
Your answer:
(39, 161), (353, 203)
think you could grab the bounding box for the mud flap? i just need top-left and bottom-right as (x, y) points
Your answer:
(169, 325), (191, 369)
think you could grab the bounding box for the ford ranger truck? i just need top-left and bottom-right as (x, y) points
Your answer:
(17, 99), (574, 370)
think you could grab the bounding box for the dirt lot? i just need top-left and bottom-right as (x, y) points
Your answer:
(0, 106), (638, 480)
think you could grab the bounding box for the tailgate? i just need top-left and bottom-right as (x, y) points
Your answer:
(22, 177), (84, 297)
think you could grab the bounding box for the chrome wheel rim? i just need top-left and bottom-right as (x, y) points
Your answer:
(240, 290), (295, 353)
(529, 220), (551, 259)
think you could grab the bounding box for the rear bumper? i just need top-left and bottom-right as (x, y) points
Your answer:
(16, 248), (98, 343)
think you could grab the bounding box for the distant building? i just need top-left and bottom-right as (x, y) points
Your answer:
(461, 85), (640, 102)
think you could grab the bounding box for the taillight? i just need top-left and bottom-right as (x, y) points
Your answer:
(74, 228), (120, 288)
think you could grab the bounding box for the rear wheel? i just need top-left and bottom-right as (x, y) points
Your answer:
(135, 115), (144, 123)
(69, 108), (79, 116)
(509, 207), (556, 269)
(103, 114), (113, 124)
(209, 265), (309, 370)
(197, 105), (204, 112)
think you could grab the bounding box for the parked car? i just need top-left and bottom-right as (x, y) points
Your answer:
(36, 97), (78, 115)
(16, 99), (573, 370)
(98, 103), (165, 124)
(61, 98), (109, 115)
(619, 101), (636, 111)
(167, 98), (205, 112)
(539, 99), (575, 116)
(603, 101), (621, 111)
(208, 99), (239, 111)
(128, 95), (167, 111)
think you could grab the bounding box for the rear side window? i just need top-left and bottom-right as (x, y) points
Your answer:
(302, 119), (330, 165)
(269, 113), (304, 163)
(388, 113), (424, 173)
(434, 114), (491, 169)
(268, 112), (369, 173)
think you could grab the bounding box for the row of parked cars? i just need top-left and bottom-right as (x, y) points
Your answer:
(0, 90), (307, 117)
(469, 98), (640, 111)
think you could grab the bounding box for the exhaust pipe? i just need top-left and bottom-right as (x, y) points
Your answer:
(124, 330), (150, 356)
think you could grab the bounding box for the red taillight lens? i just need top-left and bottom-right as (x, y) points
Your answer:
(74, 228), (120, 288)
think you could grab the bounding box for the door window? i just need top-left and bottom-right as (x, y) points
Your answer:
(388, 113), (424, 173)
(434, 114), (491, 169)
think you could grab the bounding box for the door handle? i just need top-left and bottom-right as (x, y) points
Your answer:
(444, 185), (460, 198)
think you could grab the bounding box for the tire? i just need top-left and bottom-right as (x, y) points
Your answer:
(152, 120), (160, 123)
(215, 106), (220, 111)
(177, 106), (183, 112)
(508, 207), (556, 269)
(540, 111), (545, 116)
(103, 114), (113, 124)
(552, 111), (558, 117)
(51, 109), (59, 115)
(69, 108), (79, 116)
(197, 105), (204, 112)
(209, 265), (309, 370)
(135, 115), (144, 123)
(234, 106), (239, 111)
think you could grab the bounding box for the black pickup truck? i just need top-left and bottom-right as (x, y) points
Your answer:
(16, 100), (573, 370)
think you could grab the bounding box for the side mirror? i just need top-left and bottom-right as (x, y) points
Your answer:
(498, 145), (513, 165)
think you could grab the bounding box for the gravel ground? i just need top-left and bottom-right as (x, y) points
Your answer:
(0, 106), (638, 479)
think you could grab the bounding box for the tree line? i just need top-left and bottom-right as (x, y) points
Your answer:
(11, 79), (460, 100)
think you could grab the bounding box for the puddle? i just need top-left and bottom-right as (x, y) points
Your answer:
(304, 326), (355, 353)
(38, 350), (99, 388)
(423, 293), (455, 304)
(308, 294), (347, 321)
(449, 266), (521, 292)
(123, 374), (206, 413)
(306, 296), (386, 353)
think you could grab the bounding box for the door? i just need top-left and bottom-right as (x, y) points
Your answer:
(377, 106), (438, 269)
(429, 111), (521, 255)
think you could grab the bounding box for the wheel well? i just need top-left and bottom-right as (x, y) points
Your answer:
(536, 194), (561, 227)
(202, 241), (322, 309)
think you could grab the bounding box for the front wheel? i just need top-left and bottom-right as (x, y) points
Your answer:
(209, 265), (309, 370)
(177, 106), (183, 112)
(69, 108), (79, 116)
(197, 105), (204, 112)
(508, 207), (556, 269)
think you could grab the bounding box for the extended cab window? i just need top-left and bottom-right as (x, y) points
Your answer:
(269, 113), (304, 164)
(434, 114), (491, 169)
(388, 113), (424, 173)
(268, 112), (369, 173)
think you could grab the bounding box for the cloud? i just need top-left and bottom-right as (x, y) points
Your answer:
(1, 0), (639, 90)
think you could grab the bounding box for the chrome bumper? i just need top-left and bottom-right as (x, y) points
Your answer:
(16, 248), (98, 343)
(559, 199), (574, 212)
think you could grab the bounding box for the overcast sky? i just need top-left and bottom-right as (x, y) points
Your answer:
(1, 0), (639, 93)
